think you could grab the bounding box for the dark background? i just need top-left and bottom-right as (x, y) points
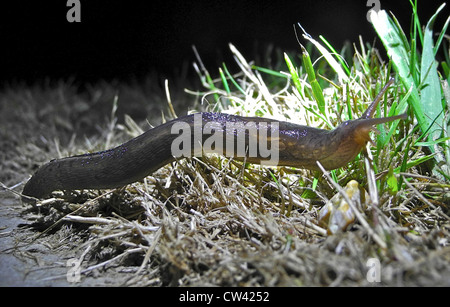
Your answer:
(0, 0), (448, 85)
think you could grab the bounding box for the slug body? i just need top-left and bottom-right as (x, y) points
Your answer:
(23, 80), (407, 200)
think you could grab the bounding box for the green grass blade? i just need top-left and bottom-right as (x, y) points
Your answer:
(420, 3), (445, 142)
(302, 34), (349, 82)
(377, 84), (413, 148)
(284, 53), (303, 95)
(219, 67), (231, 95)
(409, 0), (423, 46)
(222, 63), (246, 95)
(432, 4), (450, 55)
(370, 10), (427, 143)
(414, 136), (450, 147)
(319, 35), (351, 76)
(300, 46), (326, 116)
(252, 65), (288, 79)
(393, 154), (436, 173)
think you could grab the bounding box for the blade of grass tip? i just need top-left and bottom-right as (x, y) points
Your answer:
(296, 23), (349, 82)
(330, 170), (338, 183)
(229, 43), (253, 76)
(165, 79), (177, 118)
(218, 67), (230, 95)
(409, 0), (423, 46)
(300, 45), (327, 117)
(312, 177), (318, 192)
(252, 65), (288, 79)
(302, 34), (349, 82)
(284, 53), (303, 95)
(192, 45), (220, 101)
(389, 11), (413, 54)
(432, 5), (450, 56)
(319, 35), (351, 76)
(222, 63), (246, 96)
(354, 37), (370, 75)
(229, 43), (280, 117)
(409, 7), (419, 86)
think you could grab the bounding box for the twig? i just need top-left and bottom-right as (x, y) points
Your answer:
(63, 215), (115, 225)
(364, 143), (381, 228)
(81, 247), (144, 274)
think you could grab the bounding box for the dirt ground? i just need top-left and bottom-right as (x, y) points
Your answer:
(1, 79), (450, 287)
(0, 79), (174, 286)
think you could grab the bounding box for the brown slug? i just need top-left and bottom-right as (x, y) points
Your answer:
(22, 79), (407, 200)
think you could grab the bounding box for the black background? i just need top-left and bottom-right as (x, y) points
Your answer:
(1, 0), (448, 85)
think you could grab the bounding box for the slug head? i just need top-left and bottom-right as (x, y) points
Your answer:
(339, 113), (407, 148)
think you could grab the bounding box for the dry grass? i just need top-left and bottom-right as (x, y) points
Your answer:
(2, 40), (450, 286)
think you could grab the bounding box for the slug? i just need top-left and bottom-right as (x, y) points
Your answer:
(22, 79), (407, 200)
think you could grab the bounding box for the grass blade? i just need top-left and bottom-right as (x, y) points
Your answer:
(420, 3), (445, 142)
(302, 34), (349, 83)
(300, 45), (326, 116)
(284, 52), (303, 95)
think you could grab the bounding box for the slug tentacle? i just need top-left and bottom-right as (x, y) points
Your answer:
(361, 78), (395, 119)
(359, 113), (408, 126)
